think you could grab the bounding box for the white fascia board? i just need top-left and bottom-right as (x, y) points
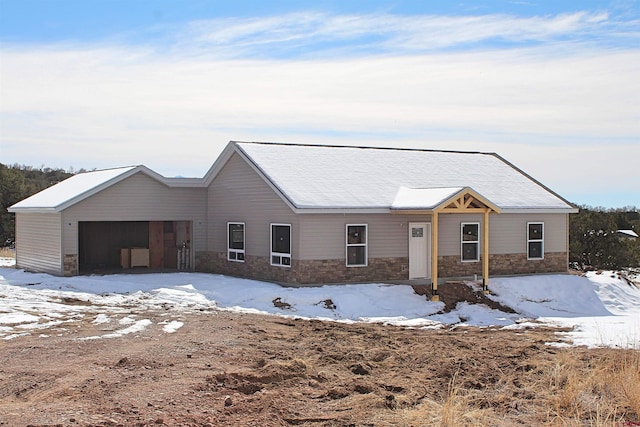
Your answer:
(292, 207), (392, 214)
(499, 207), (579, 214)
(7, 206), (58, 213)
(202, 142), (238, 186)
(54, 167), (143, 212)
(233, 144), (299, 213)
(161, 177), (207, 187)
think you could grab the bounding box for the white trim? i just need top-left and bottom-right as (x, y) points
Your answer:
(461, 222), (480, 262)
(234, 146), (299, 212)
(527, 222), (545, 260)
(293, 207), (391, 214)
(345, 224), (368, 267)
(409, 222), (431, 280)
(227, 222), (245, 262)
(499, 208), (578, 214)
(270, 223), (291, 267)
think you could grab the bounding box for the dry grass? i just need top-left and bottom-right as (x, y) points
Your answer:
(389, 346), (640, 427)
(545, 348), (640, 425)
(0, 247), (15, 258)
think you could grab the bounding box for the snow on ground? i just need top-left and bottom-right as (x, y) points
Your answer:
(0, 257), (638, 348)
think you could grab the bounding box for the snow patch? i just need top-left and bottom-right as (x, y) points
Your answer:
(0, 267), (638, 348)
(162, 320), (184, 333)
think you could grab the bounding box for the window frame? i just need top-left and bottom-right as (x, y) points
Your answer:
(270, 223), (292, 267)
(461, 222), (480, 262)
(345, 224), (368, 267)
(227, 222), (245, 262)
(527, 222), (544, 260)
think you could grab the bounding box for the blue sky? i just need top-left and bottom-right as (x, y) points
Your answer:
(0, 0), (638, 207)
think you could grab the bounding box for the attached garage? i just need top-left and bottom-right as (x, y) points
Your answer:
(9, 166), (206, 276)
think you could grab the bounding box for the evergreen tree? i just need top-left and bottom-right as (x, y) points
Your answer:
(570, 206), (640, 270)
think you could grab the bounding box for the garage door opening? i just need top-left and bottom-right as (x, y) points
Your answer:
(78, 221), (192, 274)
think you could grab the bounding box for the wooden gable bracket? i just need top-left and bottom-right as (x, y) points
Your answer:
(430, 188), (501, 302)
(440, 192), (497, 214)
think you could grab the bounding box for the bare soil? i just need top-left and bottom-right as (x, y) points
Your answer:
(0, 284), (638, 427)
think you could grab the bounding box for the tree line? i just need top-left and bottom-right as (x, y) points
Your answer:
(0, 163), (638, 269)
(0, 163), (76, 246)
(570, 205), (640, 270)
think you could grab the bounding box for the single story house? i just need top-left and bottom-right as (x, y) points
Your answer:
(9, 141), (578, 294)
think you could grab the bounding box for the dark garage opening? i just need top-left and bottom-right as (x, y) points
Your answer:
(78, 221), (191, 274)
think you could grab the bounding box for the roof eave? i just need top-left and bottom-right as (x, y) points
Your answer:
(499, 207), (579, 214)
(7, 206), (60, 213)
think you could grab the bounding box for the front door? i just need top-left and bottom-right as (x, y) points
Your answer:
(409, 222), (431, 279)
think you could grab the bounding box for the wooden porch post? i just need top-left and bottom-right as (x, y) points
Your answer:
(482, 209), (490, 294)
(431, 211), (439, 301)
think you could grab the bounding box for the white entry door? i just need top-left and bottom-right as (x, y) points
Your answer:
(409, 222), (431, 279)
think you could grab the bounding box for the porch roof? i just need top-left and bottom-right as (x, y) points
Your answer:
(391, 186), (501, 213)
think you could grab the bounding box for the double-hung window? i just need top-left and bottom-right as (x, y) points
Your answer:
(271, 224), (291, 267)
(346, 224), (367, 267)
(461, 222), (480, 262)
(527, 222), (544, 259)
(227, 222), (245, 262)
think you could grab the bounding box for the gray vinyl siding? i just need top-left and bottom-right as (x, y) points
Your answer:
(438, 214), (482, 257)
(298, 212), (569, 260)
(438, 213), (568, 257)
(299, 214), (432, 260)
(488, 213), (568, 254)
(62, 172), (207, 255)
(207, 153), (298, 258)
(15, 213), (62, 275)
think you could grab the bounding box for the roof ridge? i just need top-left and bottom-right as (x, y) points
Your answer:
(231, 140), (496, 156)
(75, 165), (139, 174)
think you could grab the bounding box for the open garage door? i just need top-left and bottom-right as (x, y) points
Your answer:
(78, 221), (191, 274)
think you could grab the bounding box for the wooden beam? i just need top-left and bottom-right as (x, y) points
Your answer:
(431, 211), (439, 301)
(438, 207), (493, 214)
(453, 196), (463, 209)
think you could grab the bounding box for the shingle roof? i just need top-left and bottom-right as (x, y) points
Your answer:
(235, 142), (575, 212)
(10, 141), (576, 214)
(9, 166), (138, 212)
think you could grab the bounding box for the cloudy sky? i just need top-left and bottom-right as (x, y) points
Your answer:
(1, 0), (638, 208)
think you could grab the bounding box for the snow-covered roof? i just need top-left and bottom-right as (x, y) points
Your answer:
(235, 142), (576, 212)
(10, 141), (576, 214)
(9, 167), (138, 212)
(392, 187), (464, 210)
(8, 165), (205, 213)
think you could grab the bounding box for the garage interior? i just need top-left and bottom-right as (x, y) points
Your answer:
(78, 221), (192, 274)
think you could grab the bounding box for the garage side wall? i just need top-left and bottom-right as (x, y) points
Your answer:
(15, 212), (63, 275)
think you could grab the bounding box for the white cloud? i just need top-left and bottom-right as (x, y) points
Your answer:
(1, 11), (638, 206)
(177, 11), (616, 57)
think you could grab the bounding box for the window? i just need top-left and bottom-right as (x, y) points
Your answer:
(346, 224), (368, 267)
(271, 224), (291, 267)
(227, 222), (245, 262)
(527, 222), (544, 260)
(461, 222), (480, 262)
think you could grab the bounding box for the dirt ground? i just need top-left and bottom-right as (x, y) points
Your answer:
(0, 285), (637, 427)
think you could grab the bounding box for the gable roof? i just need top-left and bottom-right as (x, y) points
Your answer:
(232, 142), (576, 213)
(10, 140), (577, 214)
(8, 165), (203, 213)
